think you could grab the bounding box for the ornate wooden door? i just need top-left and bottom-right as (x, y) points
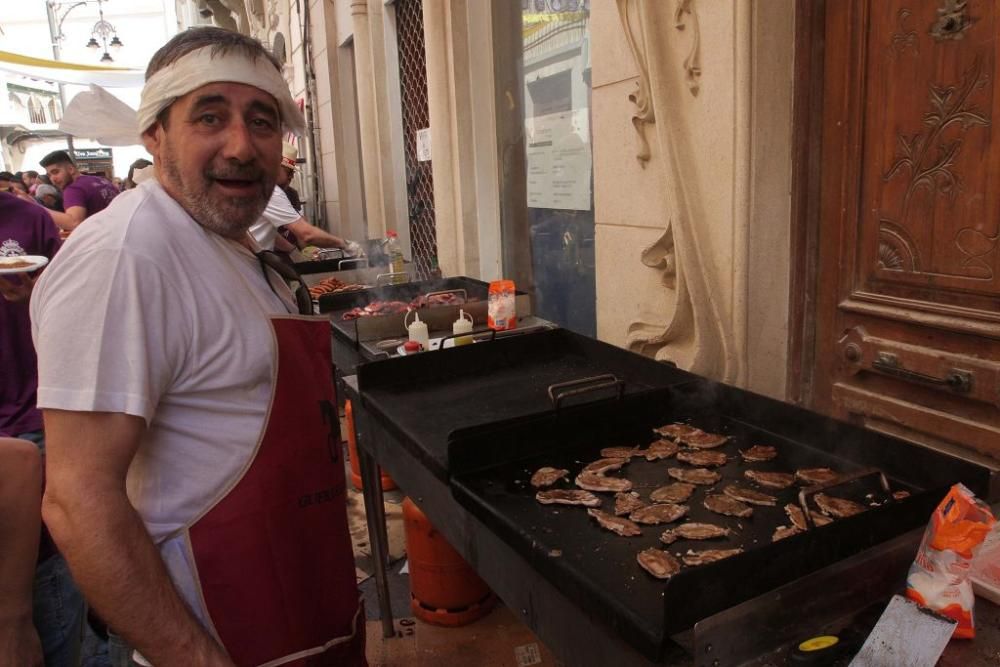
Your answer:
(814, 0), (1000, 460)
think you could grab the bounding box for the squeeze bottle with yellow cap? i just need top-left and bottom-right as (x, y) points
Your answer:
(405, 310), (430, 351)
(453, 310), (474, 346)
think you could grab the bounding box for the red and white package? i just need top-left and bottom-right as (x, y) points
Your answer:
(971, 520), (1000, 604)
(905, 483), (995, 639)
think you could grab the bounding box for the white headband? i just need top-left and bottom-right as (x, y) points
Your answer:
(137, 46), (305, 135)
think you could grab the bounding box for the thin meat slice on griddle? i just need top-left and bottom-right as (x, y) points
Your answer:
(653, 423), (703, 440)
(795, 467), (839, 486)
(614, 491), (646, 517)
(893, 490), (911, 500)
(784, 503), (808, 531)
(676, 449), (728, 468)
(600, 446), (642, 459)
(650, 482), (696, 504)
(814, 493), (866, 518)
(587, 508), (642, 537)
(811, 511), (834, 527)
(679, 430), (729, 449)
(668, 467), (722, 486)
(772, 525), (802, 542)
(722, 484), (777, 507)
(660, 522), (731, 545)
(740, 445), (777, 462)
(637, 548), (682, 579)
(744, 469), (795, 490)
(629, 503), (689, 525)
(535, 489), (602, 507)
(644, 438), (679, 461)
(704, 494), (753, 518)
(682, 548), (743, 566)
(530, 466), (569, 488)
(635, 547), (681, 579)
(582, 457), (628, 475)
(576, 472), (632, 493)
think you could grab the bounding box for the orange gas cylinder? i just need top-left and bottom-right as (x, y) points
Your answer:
(402, 497), (496, 626)
(345, 400), (396, 491)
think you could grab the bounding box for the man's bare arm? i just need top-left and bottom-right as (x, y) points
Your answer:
(286, 219), (347, 249)
(47, 206), (86, 232)
(42, 410), (234, 666)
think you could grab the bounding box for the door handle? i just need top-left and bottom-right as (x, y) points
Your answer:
(871, 352), (973, 393)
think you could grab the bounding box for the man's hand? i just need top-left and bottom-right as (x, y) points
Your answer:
(0, 272), (38, 303)
(343, 240), (363, 258)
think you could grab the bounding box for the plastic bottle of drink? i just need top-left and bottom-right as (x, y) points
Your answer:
(385, 230), (405, 283)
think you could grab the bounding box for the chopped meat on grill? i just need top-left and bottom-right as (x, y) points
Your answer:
(679, 431), (729, 449)
(530, 467), (569, 488)
(893, 490), (911, 500)
(587, 509), (642, 537)
(740, 445), (777, 462)
(772, 525), (802, 542)
(704, 494), (753, 518)
(668, 467), (722, 486)
(637, 548), (682, 579)
(408, 292), (468, 309)
(814, 493), (866, 519)
(614, 491), (646, 517)
(535, 489), (601, 507)
(644, 439), (679, 461)
(650, 482), (696, 504)
(308, 277), (367, 297)
(576, 472), (632, 493)
(785, 503), (808, 531)
(652, 423), (703, 440)
(341, 300), (411, 320)
(676, 449), (728, 467)
(600, 446), (642, 458)
(811, 511), (834, 527)
(722, 485), (777, 507)
(795, 467), (839, 485)
(582, 457), (629, 475)
(629, 503), (689, 525)
(659, 522), (731, 545)
(682, 548), (743, 566)
(744, 470), (796, 489)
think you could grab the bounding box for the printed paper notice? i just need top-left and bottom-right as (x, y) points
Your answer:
(514, 643), (543, 666)
(416, 128), (432, 162)
(525, 109), (592, 211)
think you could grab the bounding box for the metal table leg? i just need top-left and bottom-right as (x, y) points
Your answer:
(357, 444), (394, 638)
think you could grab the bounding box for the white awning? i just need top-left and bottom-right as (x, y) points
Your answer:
(0, 50), (144, 88)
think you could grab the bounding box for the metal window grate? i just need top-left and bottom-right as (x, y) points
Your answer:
(395, 0), (437, 280)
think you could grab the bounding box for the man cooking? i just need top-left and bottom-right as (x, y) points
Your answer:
(32, 27), (365, 667)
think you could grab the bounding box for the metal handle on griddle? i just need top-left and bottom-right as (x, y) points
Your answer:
(423, 288), (468, 302)
(871, 352), (973, 393)
(375, 272), (409, 286)
(337, 258), (369, 270)
(547, 374), (624, 410)
(797, 467), (890, 530)
(436, 328), (496, 350)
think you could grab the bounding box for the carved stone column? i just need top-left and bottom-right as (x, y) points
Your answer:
(350, 0), (387, 237)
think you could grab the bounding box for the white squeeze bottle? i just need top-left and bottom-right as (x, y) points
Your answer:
(405, 310), (430, 351)
(452, 309), (474, 346)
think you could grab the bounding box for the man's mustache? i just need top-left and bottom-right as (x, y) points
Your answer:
(205, 165), (265, 181)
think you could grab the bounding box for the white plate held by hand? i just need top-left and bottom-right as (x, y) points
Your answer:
(0, 255), (49, 275)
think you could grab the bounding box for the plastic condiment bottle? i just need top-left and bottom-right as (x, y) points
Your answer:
(453, 309), (474, 346)
(405, 310), (430, 351)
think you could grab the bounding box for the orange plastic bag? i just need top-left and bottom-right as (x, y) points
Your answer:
(487, 279), (517, 331)
(905, 483), (995, 638)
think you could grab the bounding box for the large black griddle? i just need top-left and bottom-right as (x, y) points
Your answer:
(448, 379), (992, 661)
(356, 328), (698, 480)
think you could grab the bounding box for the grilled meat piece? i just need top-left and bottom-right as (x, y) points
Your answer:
(740, 445), (777, 462)
(704, 494), (753, 518)
(814, 493), (866, 519)
(784, 503), (807, 531)
(644, 439), (679, 461)
(811, 511), (833, 527)
(535, 489), (601, 507)
(530, 467), (569, 488)
(587, 508), (642, 537)
(629, 503), (689, 525)
(795, 467), (839, 485)
(893, 490), (911, 500)
(650, 482), (696, 504)
(614, 491), (646, 517)
(637, 548), (682, 579)
(659, 522), (731, 545)
(677, 449), (728, 467)
(653, 423), (703, 440)
(668, 467), (721, 486)
(723, 484), (777, 507)
(576, 472), (632, 493)
(772, 525), (802, 542)
(682, 548), (743, 566)
(600, 446), (641, 458)
(582, 457), (628, 475)
(680, 431), (729, 449)
(744, 470), (795, 490)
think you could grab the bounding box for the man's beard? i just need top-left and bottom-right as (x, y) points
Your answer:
(159, 141), (274, 239)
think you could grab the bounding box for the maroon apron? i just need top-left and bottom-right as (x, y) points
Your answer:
(186, 316), (366, 666)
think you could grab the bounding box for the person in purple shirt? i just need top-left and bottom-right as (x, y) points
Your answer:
(39, 150), (119, 233)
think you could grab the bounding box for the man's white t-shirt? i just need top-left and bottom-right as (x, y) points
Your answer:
(249, 185), (300, 250)
(31, 179), (294, 625)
